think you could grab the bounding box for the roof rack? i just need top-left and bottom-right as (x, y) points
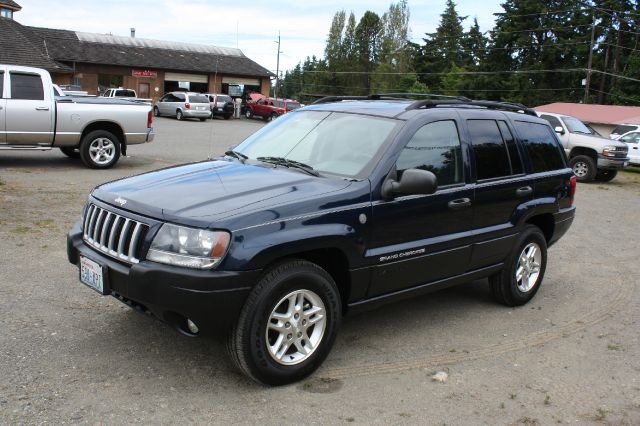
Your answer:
(405, 99), (537, 116)
(312, 92), (470, 105)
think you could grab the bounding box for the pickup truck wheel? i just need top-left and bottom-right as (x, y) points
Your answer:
(489, 225), (547, 307)
(153, 106), (160, 117)
(79, 130), (121, 169)
(569, 155), (596, 182)
(595, 169), (617, 182)
(59, 147), (80, 159)
(245, 109), (254, 119)
(228, 260), (341, 386)
(176, 110), (184, 121)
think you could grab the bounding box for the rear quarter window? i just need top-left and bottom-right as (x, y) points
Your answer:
(514, 121), (566, 172)
(188, 95), (209, 103)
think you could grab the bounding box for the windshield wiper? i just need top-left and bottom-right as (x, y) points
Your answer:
(257, 156), (320, 176)
(224, 150), (248, 163)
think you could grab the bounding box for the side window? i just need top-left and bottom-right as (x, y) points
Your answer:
(539, 114), (563, 130)
(514, 121), (566, 172)
(620, 132), (640, 143)
(396, 120), (464, 187)
(175, 93), (186, 102)
(468, 120), (511, 180)
(498, 121), (524, 175)
(0, 71), (4, 98)
(10, 73), (44, 100)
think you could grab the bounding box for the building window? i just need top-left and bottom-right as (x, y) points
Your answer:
(1, 8), (13, 18)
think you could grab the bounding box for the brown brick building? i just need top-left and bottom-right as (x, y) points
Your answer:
(0, 1), (273, 101)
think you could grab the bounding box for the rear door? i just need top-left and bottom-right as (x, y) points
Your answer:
(0, 70), (6, 143)
(463, 113), (532, 270)
(5, 70), (53, 145)
(368, 116), (474, 296)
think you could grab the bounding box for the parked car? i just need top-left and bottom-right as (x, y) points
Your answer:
(244, 97), (302, 121)
(615, 131), (640, 166)
(68, 95), (576, 385)
(204, 93), (234, 120)
(1, 64), (154, 168)
(153, 92), (211, 121)
(610, 123), (640, 139)
(537, 111), (629, 182)
(53, 84), (92, 97)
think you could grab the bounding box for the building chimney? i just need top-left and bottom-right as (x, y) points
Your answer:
(130, 28), (136, 38)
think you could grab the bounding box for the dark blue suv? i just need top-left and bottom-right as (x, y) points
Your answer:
(67, 95), (576, 385)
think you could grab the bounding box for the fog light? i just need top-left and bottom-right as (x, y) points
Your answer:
(186, 319), (199, 334)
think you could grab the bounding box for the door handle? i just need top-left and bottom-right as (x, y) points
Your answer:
(448, 198), (471, 210)
(516, 186), (533, 197)
(35, 106), (50, 111)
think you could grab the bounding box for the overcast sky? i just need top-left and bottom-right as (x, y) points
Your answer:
(16, 0), (503, 75)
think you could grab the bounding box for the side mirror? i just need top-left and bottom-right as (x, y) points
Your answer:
(382, 169), (438, 199)
(554, 126), (565, 135)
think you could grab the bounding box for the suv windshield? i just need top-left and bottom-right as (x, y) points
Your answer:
(189, 95), (210, 103)
(287, 102), (302, 110)
(563, 116), (593, 134)
(235, 111), (400, 177)
(217, 95), (231, 103)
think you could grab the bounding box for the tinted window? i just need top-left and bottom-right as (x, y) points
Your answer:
(539, 114), (563, 130)
(396, 120), (463, 186)
(498, 121), (524, 175)
(10, 73), (44, 100)
(217, 95), (231, 102)
(174, 93), (186, 101)
(620, 132), (640, 143)
(612, 125), (637, 135)
(188, 95), (209, 103)
(0, 71), (3, 98)
(468, 120), (511, 180)
(515, 121), (566, 172)
(115, 90), (136, 97)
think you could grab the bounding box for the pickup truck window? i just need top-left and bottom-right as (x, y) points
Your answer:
(10, 73), (44, 100)
(115, 90), (136, 97)
(396, 120), (463, 186)
(468, 119), (512, 180)
(514, 121), (566, 172)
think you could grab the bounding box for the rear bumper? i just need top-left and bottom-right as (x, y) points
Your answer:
(67, 221), (260, 336)
(126, 128), (155, 145)
(549, 206), (576, 247)
(183, 110), (211, 118)
(597, 155), (629, 170)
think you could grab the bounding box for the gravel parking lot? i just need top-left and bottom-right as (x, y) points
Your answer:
(1, 117), (639, 424)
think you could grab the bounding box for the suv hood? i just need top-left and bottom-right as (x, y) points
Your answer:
(92, 160), (352, 226)
(569, 132), (627, 148)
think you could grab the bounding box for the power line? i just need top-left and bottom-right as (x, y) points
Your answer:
(590, 69), (640, 83)
(591, 89), (639, 104)
(293, 68), (586, 76)
(287, 81), (583, 93)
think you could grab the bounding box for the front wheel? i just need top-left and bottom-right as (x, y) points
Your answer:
(595, 169), (617, 182)
(269, 112), (279, 121)
(79, 130), (121, 169)
(489, 225), (547, 307)
(176, 110), (184, 121)
(228, 260), (341, 386)
(569, 155), (597, 182)
(245, 109), (254, 119)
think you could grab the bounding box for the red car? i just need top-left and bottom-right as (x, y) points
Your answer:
(245, 97), (302, 121)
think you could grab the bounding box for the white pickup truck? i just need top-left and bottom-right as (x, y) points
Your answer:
(0, 64), (155, 169)
(101, 88), (152, 103)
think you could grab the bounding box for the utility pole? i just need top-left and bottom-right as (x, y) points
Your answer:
(275, 31), (281, 98)
(584, 11), (596, 103)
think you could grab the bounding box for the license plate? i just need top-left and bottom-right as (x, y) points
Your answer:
(197, 106), (206, 110)
(79, 256), (107, 294)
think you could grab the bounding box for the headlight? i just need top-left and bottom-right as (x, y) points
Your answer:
(147, 223), (230, 269)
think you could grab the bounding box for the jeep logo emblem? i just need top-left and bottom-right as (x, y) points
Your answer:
(114, 196), (127, 206)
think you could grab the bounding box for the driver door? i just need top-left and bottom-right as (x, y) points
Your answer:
(367, 118), (474, 297)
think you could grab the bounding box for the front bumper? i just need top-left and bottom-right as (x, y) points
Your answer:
(597, 155), (629, 170)
(67, 221), (261, 336)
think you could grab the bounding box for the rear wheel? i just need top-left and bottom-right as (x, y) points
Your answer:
(269, 112), (278, 121)
(595, 169), (617, 182)
(59, 146), (80, 159)
(489, 225), (547, 307)
(199, 118), (207, 122)
(245, 109), (254, 119)
(228, 260), (341, 385)
(569, 155), (597, 182)
(176, 110), (184, 121)
(79, 130), (121, 169)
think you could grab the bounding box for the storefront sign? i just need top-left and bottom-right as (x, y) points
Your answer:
(132, 70), (157, 78)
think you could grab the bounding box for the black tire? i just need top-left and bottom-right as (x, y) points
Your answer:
(176, 110), (184, 121)
(153, 106), (160, 117)
(489, 225), (548, 307)
(569, 155), (597, 182)
(59, 146), (80, 159)
(199, 118), (207, 122)
(595, 169), (617, 182)
(245, 109), (254, 119)
(228, 260), (341, 386)
(269, 112), (278, 121)
(79, 130), (121, 169)
(224, 114), (232, 120)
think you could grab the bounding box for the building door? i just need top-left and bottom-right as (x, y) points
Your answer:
(138, 83), (150, 99)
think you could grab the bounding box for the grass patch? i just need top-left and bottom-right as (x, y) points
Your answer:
(544, 395), (551, 405)
(34, 219), (55, 228)
(607, 343), (622, 351)
(12, 226), (32, 234)
(595, 408), (607, 420)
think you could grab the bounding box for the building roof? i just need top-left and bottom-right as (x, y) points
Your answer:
(0, 0), (21, 10)
(0, 16), (272, 77)
(535, 102), (640, 125)
(0, 17), (72, 72)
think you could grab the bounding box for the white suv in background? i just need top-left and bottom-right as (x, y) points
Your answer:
(615, 131), (640, 166)
(610, 124), (640, 139)
(537, 111), (629, 182)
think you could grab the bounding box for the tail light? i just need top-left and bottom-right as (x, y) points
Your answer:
(185, 102), (191, 109)
(569, 175), (577, 206)
(147, 110), (153, 128)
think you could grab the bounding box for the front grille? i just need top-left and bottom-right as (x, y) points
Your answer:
(82, 204), (149, 264)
